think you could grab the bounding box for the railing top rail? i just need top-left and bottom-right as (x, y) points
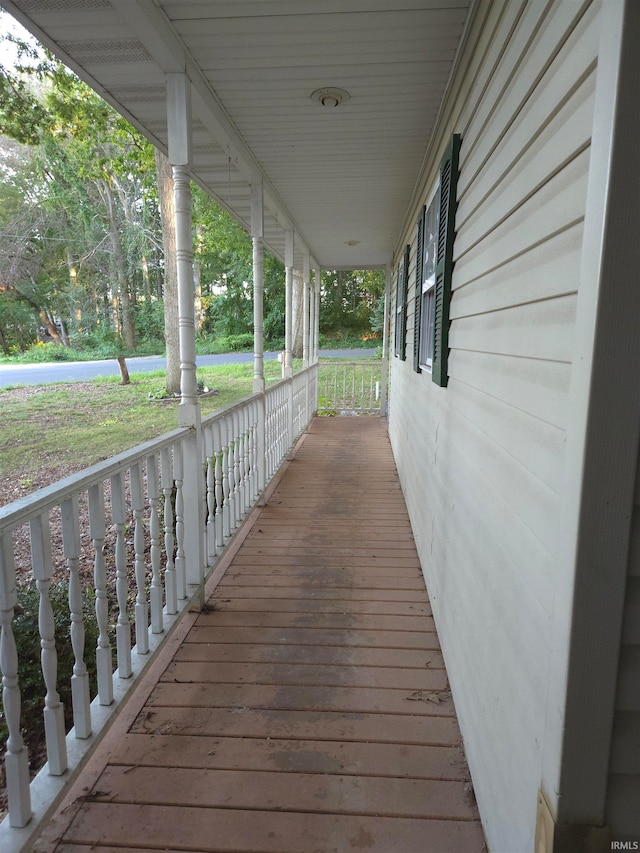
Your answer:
(0, 426), (190, 535)
(318, 360), (382, 366)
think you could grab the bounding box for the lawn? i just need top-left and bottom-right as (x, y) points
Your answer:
(0, 360), (289, 506)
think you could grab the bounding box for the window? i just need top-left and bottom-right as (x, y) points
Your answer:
(394, 245), (410, 360)
(412, 133), (461, 386)
(418, 190), (439, 371)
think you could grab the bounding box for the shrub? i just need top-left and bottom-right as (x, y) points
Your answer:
(0, 582), (101, 762)
(16, 342), (83, 363)
(219, 333), (254, 352)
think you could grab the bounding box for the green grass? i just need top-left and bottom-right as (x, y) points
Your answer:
(0, 360), (289, 496)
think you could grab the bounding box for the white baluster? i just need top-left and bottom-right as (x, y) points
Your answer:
(61, 497), (91, 739)
(369, 366), (375, 412)
(130, 464), (149, 654)
(229, 415), (238, 531)
(249, 402), (258, 502)
(110, 473), (131, 679)
(30, 514), (67, 775)
(88, 485), (113, 705)
(243, 407), (251, 511)
(161, 447), (177, 614)
(205, 428), (216, 564)
(221, 418), (232, 540)
(213, 420), (224, 549)
(236, 409), (245, 520)
(256, 400), (262, 493)
(264, 402), (272, 481)
(0, 535), (31, 827)
(147, 455), (164, 635)
(173, 443), (187, 601)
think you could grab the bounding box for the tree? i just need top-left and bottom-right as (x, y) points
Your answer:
(320, 269), (384, 339)
(0, 32), (163, 357)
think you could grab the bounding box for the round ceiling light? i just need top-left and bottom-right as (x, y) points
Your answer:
(311, 87), (350, 108)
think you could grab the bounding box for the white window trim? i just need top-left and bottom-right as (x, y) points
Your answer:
(419, 186), (439, 371)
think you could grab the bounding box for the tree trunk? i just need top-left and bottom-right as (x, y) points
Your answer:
(0, 323), (9, 355)
(141, 254), (153, 303)
(117, 355), (130, 385)
(155, 149), (180, 395)
(66, 250), (81, 329)
(103, 179), (136, 350)
(59, 318), (71, 347)
(39, 307), (61, 343)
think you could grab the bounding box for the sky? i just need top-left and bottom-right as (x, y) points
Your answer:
(0, 8), (38, 69)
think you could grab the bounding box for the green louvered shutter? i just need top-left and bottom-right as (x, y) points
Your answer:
(432, 133), (461, 388)
(394, 259), (403, 358)
(413, 208), (425, 372)
(399, 243), (410, 360)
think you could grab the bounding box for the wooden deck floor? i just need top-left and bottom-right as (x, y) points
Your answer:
(40, 417), (485, 853)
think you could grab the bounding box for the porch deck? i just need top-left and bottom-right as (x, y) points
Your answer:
(37, 417), (485, 853)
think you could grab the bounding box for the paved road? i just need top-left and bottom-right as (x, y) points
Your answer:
(0, 349), (378, 388)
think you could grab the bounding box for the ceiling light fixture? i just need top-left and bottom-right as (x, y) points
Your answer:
(311, 87), (350, 108)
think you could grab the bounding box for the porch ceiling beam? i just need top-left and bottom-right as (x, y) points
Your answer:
(108, 0), (310, 259)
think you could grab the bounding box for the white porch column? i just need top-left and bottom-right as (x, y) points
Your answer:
(309, 262), (316, 365)
(166, 73), (204, 602)
(381, 263), (391, 360)
(302, 254), (310, 368)
(380, 263), (391, 415)
(284, 228), (294, 378)
(314, 267), (321, 363)
(251, 185), (265, 394)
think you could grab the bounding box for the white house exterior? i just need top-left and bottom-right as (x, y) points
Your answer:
(389, 1), (640, 850)
(2, 1), (640, 851)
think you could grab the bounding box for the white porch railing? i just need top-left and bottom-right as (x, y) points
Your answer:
(0, 364), (317, 852)
(316, 360), (382, 415)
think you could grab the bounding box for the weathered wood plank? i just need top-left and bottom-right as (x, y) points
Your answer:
(62, 803), (484, 853)
(173, 642), (444, 669)
(161, 661), (447, 691)
(186, 625), (439, 649)
(108, 733), (464, 779)
(131, 705), (461, 746)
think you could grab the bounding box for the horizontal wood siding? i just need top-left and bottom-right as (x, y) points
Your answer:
(388, 1), (599, 850)
(606, 444), (640, 840)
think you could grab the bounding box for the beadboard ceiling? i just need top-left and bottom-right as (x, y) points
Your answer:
(1, 0), (473, 269)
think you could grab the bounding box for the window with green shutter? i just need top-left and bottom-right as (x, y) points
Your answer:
(412, 134), (460, 380)
(414, 185), (439, 373)
(432, 133), (461, 388)
(394, 244), (410, 360)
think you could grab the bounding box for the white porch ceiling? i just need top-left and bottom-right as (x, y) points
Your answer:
(1, 0), (473, 269)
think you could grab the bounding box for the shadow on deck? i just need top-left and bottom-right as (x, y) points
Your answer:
(35, 417), (485, 853)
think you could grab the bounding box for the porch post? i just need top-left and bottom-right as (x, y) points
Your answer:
(380, 263), (391, 415)
(251, 184), (266, 498)
(166, 72), (205, 602)
(251, 185), (265, 394)
(302, 253), (310, 368)
(314, 267), (321, 363)
(308, 261), (316, 365)
(284, 228), (294, 378)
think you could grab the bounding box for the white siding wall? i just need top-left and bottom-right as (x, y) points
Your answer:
(606, 449), (640, 841)
(388, 1), (600, 850)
